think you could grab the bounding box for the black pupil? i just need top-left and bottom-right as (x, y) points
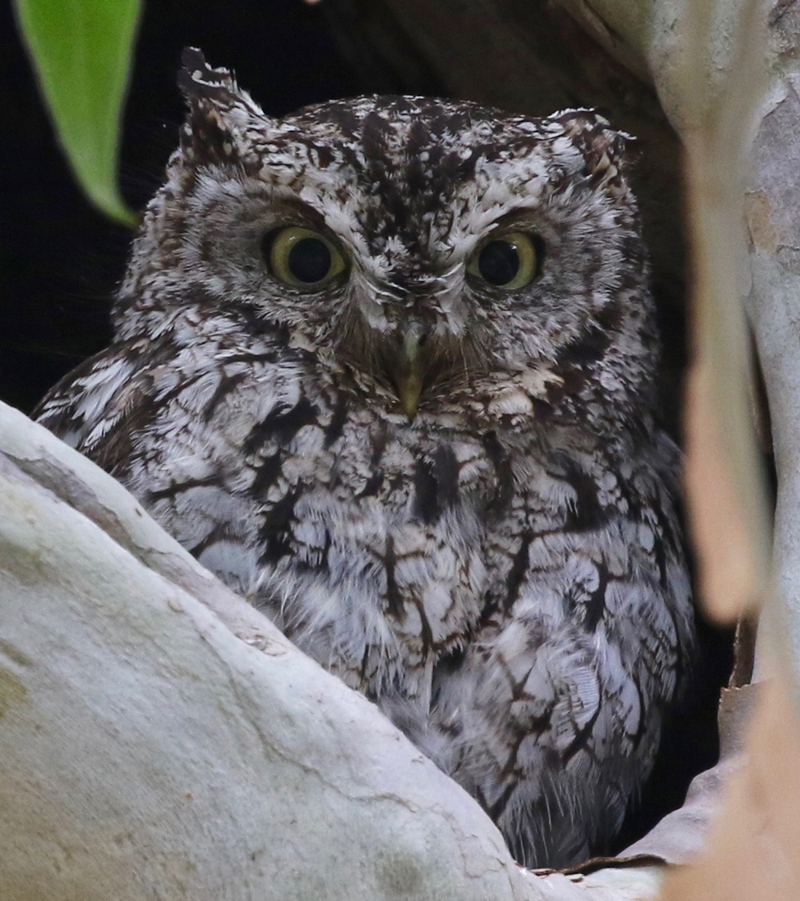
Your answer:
(288, 237), (332, 283)
(478, 240), (520, 286)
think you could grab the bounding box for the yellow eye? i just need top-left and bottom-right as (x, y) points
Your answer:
(466, 231), (541, 290)
(264, 226), (347, 289)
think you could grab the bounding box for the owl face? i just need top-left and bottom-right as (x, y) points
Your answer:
(122, 50), (658, 431)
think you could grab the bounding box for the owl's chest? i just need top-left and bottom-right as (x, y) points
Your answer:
(135, 370), (572, 696)
(246, 409), (504, 690)
(138, 376), (521, 686)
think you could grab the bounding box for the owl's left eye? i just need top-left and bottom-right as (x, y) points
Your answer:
(263, 226), (347, 289)
(466, 231), (541, 290)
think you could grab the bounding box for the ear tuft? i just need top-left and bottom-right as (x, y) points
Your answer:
(554, 109), (637, 193)
(178, 48), (240, 105)
(176, 48), (269, 167)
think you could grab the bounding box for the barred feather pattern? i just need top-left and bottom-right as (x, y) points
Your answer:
(36, 49), (695, 868)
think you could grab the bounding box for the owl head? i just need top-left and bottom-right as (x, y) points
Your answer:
(119, 49), (659, 435)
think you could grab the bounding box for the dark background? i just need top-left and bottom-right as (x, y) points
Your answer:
(0, 0), (732, 859)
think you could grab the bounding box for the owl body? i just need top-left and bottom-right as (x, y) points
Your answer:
(37, 51), (694, 868)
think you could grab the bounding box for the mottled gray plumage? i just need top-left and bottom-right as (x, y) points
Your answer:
(36, 49), (695, 868)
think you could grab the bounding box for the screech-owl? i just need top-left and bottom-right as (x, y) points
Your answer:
(36, 49), (695, 868)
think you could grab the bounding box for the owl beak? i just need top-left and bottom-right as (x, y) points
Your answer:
(390, 323), (427, 419)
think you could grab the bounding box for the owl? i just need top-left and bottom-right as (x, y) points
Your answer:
(36, 48), (695, 868)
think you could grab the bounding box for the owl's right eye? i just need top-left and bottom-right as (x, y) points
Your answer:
(263, 226), (347, 289)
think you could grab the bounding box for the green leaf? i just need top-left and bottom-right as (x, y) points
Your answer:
(14, 0), (142, 226)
